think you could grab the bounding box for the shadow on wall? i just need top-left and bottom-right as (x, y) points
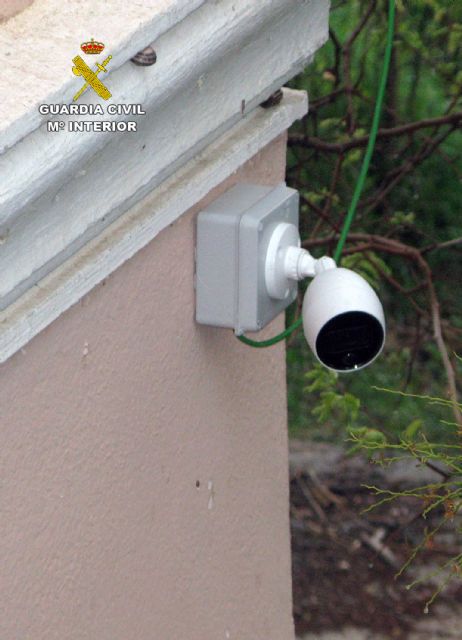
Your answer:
(0, 0), (35, 22)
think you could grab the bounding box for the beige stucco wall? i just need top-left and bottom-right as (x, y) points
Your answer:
(0, 133), (294, 640)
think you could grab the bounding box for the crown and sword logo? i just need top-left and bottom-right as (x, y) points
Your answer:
(73, 38), (112, 102)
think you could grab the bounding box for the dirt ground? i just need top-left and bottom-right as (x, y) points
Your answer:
(289, 441), (462, 639)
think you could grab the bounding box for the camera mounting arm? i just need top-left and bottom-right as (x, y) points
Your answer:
(264, 222), (336, 300)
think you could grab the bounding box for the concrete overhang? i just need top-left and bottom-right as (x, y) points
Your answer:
(0, 0), (329, 362)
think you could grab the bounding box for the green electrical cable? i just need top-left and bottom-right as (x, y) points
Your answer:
(237, 0), (395, 349)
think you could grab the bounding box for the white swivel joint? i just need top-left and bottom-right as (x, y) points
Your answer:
(265, 222), (335, 299)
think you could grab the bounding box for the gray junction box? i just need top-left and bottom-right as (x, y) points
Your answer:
(195, 182), (299, 335)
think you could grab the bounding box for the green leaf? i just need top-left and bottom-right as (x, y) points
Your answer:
(363, 429), (387, 446)
(403, 419), (424, 442)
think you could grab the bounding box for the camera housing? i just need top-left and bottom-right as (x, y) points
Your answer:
(302, 267), (385, 372)
(195, 183), (386, 373)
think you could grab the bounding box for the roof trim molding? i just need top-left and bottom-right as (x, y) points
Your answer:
(0, 0), (330, 361)
(0, 0), (207, 152)
(0, 89), (307, 363)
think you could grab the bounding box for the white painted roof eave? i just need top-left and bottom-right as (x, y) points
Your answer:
(0, 89), (308, 363)
(0, 0), (330, 362)
(0, 0), (207, 152)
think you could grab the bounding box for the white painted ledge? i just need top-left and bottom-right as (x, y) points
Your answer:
(0, 89), (307, 363)
(0, 0), (329, 361)
(0, 0), (206, 152)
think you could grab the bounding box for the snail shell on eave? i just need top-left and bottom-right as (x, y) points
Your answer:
(130, 46), (157, 67)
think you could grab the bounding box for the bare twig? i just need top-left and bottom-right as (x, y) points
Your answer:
(421, 237), (462, 255)
(360, 527), (400, 569)
(289, 112), (462, 154)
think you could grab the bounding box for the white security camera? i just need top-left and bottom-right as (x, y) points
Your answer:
(301, 266), (385, 372)
(195, 183), (385, 372)
(265, 222), (385, 372)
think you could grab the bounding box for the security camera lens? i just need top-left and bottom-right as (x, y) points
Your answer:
(315, 311), (384, 371)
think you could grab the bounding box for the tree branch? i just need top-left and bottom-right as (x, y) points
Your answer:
(289, 112), (462, 154)
(421, 237), (462, 255)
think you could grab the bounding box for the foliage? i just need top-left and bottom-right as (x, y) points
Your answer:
(285, 0), (462, 605)
(303, 361), (462, 610)
(287, 0), (462, 440)
(305, 364), (360, 428)
(349, 386), (462, 612)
